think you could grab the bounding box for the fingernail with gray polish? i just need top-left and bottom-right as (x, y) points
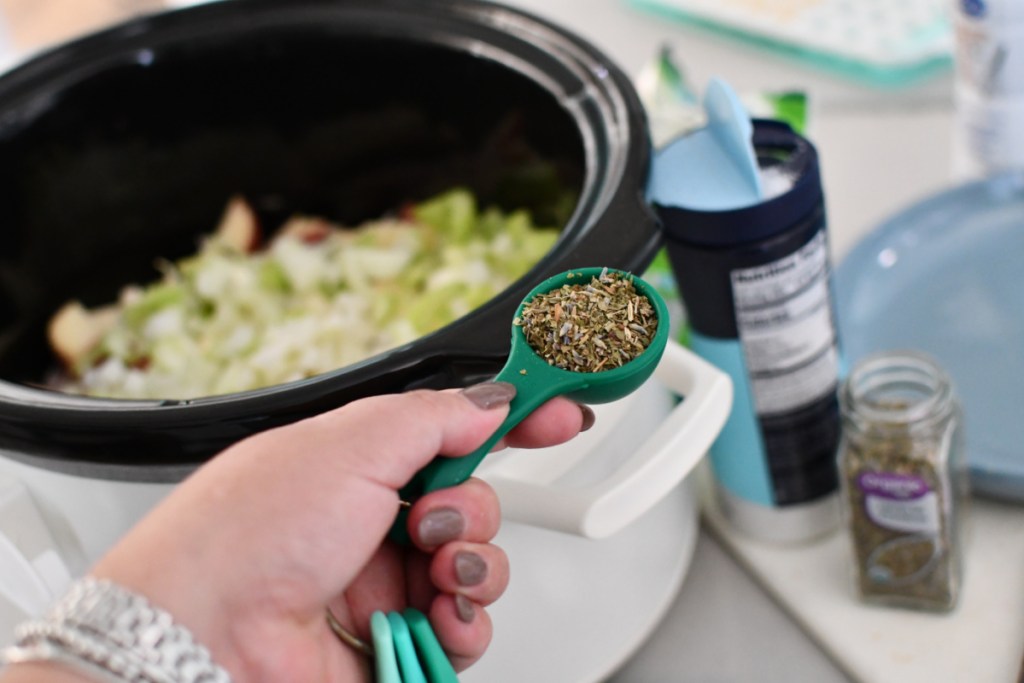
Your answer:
(455, 594), (476, 623)
(579, 404), (596, 432)
(454, 551), (488, 587)
(417, 507), (465, 546)
(460, 381), (516, 410)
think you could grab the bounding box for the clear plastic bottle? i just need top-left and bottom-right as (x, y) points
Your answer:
(837, 351), (969, 612)
(951, 0), (1024, 178)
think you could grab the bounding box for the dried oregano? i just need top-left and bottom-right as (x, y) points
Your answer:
(837, 352), (967, 613)
(842, 433), (957, 608)
(514, 269), (657, 373)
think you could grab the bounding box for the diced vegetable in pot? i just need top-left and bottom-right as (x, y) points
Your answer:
(47, 188), (559, 399)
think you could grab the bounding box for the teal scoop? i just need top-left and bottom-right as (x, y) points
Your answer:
(390, 267), (670, 544)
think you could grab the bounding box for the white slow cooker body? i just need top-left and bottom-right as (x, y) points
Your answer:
(0, 378), (703, 682)
(0, 457), (172, 577)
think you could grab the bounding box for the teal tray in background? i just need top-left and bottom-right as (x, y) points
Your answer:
(835, 173), (1024, 503)
(629, 0), (952, 87)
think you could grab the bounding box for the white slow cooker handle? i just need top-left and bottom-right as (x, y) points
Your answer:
(487, 339), (732, 538)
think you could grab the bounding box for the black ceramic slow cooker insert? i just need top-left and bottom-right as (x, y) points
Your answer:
(0, 0), (661, 480)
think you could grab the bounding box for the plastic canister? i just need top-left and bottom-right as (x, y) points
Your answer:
(951, 0), (1024, 177)
(652, 120), (842, 543)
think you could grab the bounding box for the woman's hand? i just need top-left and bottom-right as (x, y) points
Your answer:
(71, 383), (592, 682)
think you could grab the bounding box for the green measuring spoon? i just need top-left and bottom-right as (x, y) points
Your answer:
(404, 608), (459, 683)
(387, 612), (427, 683)
(390, 267), (670, 544)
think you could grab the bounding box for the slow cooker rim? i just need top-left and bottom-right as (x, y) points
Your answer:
(0, 0), (658, 473)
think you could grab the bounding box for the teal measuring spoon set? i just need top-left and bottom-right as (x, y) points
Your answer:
(364, 268), (669, 680)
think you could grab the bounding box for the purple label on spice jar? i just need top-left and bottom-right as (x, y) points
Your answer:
(858, 472), (932, 500)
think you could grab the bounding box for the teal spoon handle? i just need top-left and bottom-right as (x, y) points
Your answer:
(387, 612), (427, 683)
(389, 356), (581, 544)
(370, 611), (402, 683)
(404, 608), (459, 683)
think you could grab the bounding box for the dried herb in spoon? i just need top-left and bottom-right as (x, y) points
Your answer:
(514, 269), (657, 373)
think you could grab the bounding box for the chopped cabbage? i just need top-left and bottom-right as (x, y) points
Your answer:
(54, 188), (559, 399)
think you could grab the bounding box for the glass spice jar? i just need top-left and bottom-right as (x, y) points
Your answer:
(837, 351), (969, 612)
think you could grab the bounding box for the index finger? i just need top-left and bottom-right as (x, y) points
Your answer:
(498, 397), (594, 450)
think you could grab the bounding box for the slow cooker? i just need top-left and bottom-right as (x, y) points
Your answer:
(0, 1), (733, 680)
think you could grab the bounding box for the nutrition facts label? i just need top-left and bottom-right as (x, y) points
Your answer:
(731, 231), (840, 416)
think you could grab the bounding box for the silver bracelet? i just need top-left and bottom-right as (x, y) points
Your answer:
(2, 577), (231, 683)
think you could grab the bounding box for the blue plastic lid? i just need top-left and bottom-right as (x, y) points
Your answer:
(651, 120), (823, 247)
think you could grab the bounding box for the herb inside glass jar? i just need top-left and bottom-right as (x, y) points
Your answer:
(514, 269), (657, 373)
(837, 351), (969, 612)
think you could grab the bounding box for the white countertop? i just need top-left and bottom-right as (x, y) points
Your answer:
(606, 467), (1024, 683)
(609, 516), (854, 683)
(702, 490), (1024, 683)
(496, 1), (1024, 682)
